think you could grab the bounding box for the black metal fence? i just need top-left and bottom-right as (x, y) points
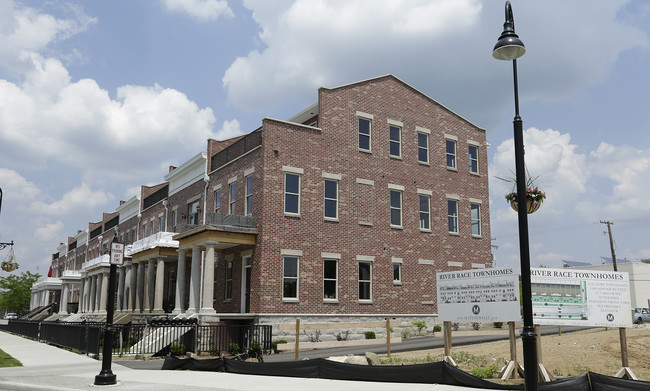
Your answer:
(2, 320), (272, 358)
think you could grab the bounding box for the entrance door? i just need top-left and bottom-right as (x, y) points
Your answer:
(240, 256), (252, 313)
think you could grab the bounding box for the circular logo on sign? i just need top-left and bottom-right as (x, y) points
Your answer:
(472, 305), (480, 315)
(606, 314), (614, 322)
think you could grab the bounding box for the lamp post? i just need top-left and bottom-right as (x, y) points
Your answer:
(492, 2), (538, 390)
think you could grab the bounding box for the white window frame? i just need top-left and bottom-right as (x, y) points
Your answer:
(283, 167), (303, 216)
(323, 258), (339, 302)
(188, 200), (200, 225)
(357, 112), (373, 153)
(392, 257), (403, 285)
(445, 135), (458, 170)
(447, 198), (459, 234)
(214, 189), (221, 214)
(245, 174), (253, 216)
(172, 209), (178, 232)
(418, 192), (431, 231)
(229, 182), (236, 215)
(468, 141), (480, 174)
(323, 178), (339, 221)
(470, 201), (482, 237)
(389, 184), (404, 229)
(225, 260), (233, 300)
(358, 261), (372, 302)
(282, 256), (300, 301)
(388, 119), (403, 158)
(417, 126), (430, 164)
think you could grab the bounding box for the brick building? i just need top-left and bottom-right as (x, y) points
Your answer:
(31, 75), (492, 334)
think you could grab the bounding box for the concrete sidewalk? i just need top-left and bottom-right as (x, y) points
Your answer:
(0, 331), (515, 390)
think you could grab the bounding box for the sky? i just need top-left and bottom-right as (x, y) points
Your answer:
(1, 0), (649, 276)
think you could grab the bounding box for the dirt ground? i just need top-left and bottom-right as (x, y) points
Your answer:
(381, 325), (650, 381)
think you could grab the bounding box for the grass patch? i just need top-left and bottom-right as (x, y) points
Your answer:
(381, 350), (507, 379)
(0, 348), (22, 368)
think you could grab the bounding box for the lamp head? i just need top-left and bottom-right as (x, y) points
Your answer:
(492, 1), (525, 61)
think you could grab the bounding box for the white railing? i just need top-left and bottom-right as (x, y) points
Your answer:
(128, 232), (179, 256)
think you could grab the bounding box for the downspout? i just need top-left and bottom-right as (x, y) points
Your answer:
(163, 200), (169, 232)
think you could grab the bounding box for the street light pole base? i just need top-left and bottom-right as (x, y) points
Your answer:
(94, 371), (117, 386)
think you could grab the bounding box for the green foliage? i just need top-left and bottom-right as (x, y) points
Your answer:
(471, 364), (500, 379)
(248, 341), (262, 358)
(0, 348), (22, 368)
(493, 322), (504, 328)
(226, 342), (241, 355)
(271, 339), (287, 354)
(401, 326), (412, 339)
(381, 353), (437, 365)
(0, 271), (40, 312)
(433, 325), (442, 332)
(411, 320), (427, 335)
(364, 331), (376, 339)
(169, 343), (185, 356)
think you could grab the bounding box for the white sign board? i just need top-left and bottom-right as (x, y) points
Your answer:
(437, 267), (521, 322)
(110, 242), (125, 266)
(531, 268), (632, 327)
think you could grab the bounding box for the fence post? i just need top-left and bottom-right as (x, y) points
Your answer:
(386, 318), (391, 358)
(294, 319), (300, 361)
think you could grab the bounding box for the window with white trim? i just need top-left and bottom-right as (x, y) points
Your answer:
(390, 189), (402, 227)
(214, 190), (221, 214)
(359, 262), (372, 301)
(283, 256), (299, 299)
(471, 203), (481, 236)
(469, 144), (479, 174)
(393, 262), (402, 284)
(225, 260), (233, 300)
(446, 139), (457, 169)
(172, 210), (178, 232)
(323, 259), (338, 300)
(245, 175), (253, 216)
(419, 194), (431, 230)
(229, 182), (237, 215)
(159, 216), (164, 232)
(284, 173), (300, 215)
(389, 125), (401, 158)
(448, 199), (458, 233)
(324, 179), (338, 220)
(418, 132), (429, 163)
(359, 117), (371, 152)
(188, 200), (200, 225)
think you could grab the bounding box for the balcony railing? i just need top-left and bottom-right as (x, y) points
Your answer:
(210, 130), (262, 171)
(128, 232), (179, 256)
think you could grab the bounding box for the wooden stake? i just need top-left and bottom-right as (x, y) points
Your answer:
(442, 321), (456, 366)
(386, 318), (391, 358)
(294, 319), (300, 361)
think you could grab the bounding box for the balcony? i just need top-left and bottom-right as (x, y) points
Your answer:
(178, 213), (257, 235)
(128, 231), (179, 256)
(210, 130), (261, 171)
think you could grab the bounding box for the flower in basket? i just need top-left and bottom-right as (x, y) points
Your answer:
(505, 186), (546, 205)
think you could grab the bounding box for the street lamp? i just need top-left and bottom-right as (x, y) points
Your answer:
(492, 2), (538, 391)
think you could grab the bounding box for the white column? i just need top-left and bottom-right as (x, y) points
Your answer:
(187, 246), (202, 313)
(145, 259), (155, 312)
(117, 267), (125, 312)
(99, 271), (109, 314)
(60, 283), (69, 314)
(124, 264), (133, 312)
(89, 276), (97, 313)
(174, 249), (187, 314)
(153, 257), (165, 312)
(136, 261), (144, 313)
(78, 278), (85, 313)
(201, 245), (217, 314)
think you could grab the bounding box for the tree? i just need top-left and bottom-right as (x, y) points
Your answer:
(0, 271), (40, 313)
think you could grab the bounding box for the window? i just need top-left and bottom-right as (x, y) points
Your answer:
(448, 199), (458, 233)
(469, 144), (479, 174)
(419, 195), (430, 230)
(131, 230), (135, 243)
(214, 190), (221, 214)
(471, 203), (481, 236)
(150, 220), (154, 234)
(172, 210), (178, 232)
(418, 132), (429, 163)
(188, 201), (200, 225)
(225, 260), (233, 300)
(359, 262), (372, 301)
(358, 117), (371, 151)
(283, 256), (299, 299)
(284, 173), (300, 215)
(323, 259), (338, 300)
(229, 182), (236, 215)
(245, 175), (253, 216)
(393, 262), (402, 284)
(159, 216), (164, 232)
(142, 223), (147, 238)
(446, 139), (457, 169)
(390, 189), (402, 227)
(324, 179), (338, 220)
(389, 125), (401, 157)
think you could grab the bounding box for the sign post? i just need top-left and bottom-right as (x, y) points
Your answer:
(94, 236), (124, 386)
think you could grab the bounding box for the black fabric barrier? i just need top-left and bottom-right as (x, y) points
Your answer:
(163, 356), (646, 391)
(589, 372), (650, 391)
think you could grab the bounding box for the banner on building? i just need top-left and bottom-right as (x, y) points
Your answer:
(436, 267), (521, 322)
(530, 267), (632, 327)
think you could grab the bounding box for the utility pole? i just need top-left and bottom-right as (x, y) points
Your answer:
(600, 220), (617, 271)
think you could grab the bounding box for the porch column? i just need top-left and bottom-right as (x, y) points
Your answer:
(117, 267), (125, 312)
(60, 283), (69, 314)
(187, 246), (202, 313)
(201, 244), (217, 314)
(136, 261), (144, 313)
(99, 271), (109, 314)
(153, 256), (165, 312)
(78, 278), (85, 313)
(124, 263), (133, 312)
(30, 292), (35, 310)
(174, 249), (187, 314)
(145, 259), (155, 312)
(84, 277), (91, 313)
(89, 275), (97, 313)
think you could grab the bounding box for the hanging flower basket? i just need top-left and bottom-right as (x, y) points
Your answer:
(505, 186), (546, 214)
(1, 247), (18, 272)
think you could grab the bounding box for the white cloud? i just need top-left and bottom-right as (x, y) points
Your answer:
(34, 221), (64, 243)
(160, 0), (234, 22)
(30, 183), (114, 217)
(216, 119), (244, 140)
(0, 168), (40, 201)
